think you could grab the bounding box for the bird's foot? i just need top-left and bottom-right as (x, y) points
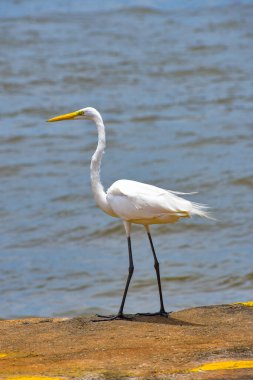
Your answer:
(136, 310), (169, 317)
(92, 313), (133, 322)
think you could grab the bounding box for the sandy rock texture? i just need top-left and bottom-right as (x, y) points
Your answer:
(1, 303), (253, 379)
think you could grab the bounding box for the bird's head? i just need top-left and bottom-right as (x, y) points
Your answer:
(47, 107), (101, 122)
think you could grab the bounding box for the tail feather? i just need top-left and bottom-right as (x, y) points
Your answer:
(170, 190), (198, 195)
(190, 202), (215, 220)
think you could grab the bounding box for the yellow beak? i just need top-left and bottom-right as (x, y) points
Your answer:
(47, 110), (82, 122)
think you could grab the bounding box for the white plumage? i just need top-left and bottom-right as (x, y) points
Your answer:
(48, 107), (211, 320)
(107, 179), (208, 224)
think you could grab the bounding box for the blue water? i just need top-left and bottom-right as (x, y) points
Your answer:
(1, 0), (253, 318)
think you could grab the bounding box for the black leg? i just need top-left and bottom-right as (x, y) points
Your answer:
(118, 236), (134, 314)
(137, 229), (168, 317)
(148, 231), (167, 314)
(93, 236), (134, 322)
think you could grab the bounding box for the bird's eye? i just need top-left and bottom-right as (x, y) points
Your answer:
(78, 110), (85, 116)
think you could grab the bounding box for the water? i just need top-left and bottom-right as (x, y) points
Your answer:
(1, 0), (253, 319)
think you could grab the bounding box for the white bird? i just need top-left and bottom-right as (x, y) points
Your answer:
(48, 107), (210, 320)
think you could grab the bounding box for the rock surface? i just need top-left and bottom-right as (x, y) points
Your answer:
(1, 303), (253, 379)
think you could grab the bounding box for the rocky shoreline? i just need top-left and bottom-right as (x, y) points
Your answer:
(1, 302), (253, 379)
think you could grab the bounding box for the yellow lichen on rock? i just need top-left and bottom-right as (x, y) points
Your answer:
(6, 377), (62, 380)
(191, 360), (253, 372)
(234, 300), (253, 307)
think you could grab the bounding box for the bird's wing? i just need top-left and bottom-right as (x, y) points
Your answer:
(106, 180), (193, 220)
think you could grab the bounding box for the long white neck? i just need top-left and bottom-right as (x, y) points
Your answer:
(90, 113), (115, 216)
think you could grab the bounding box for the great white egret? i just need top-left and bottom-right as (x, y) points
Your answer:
(48, 107), (210, 320)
